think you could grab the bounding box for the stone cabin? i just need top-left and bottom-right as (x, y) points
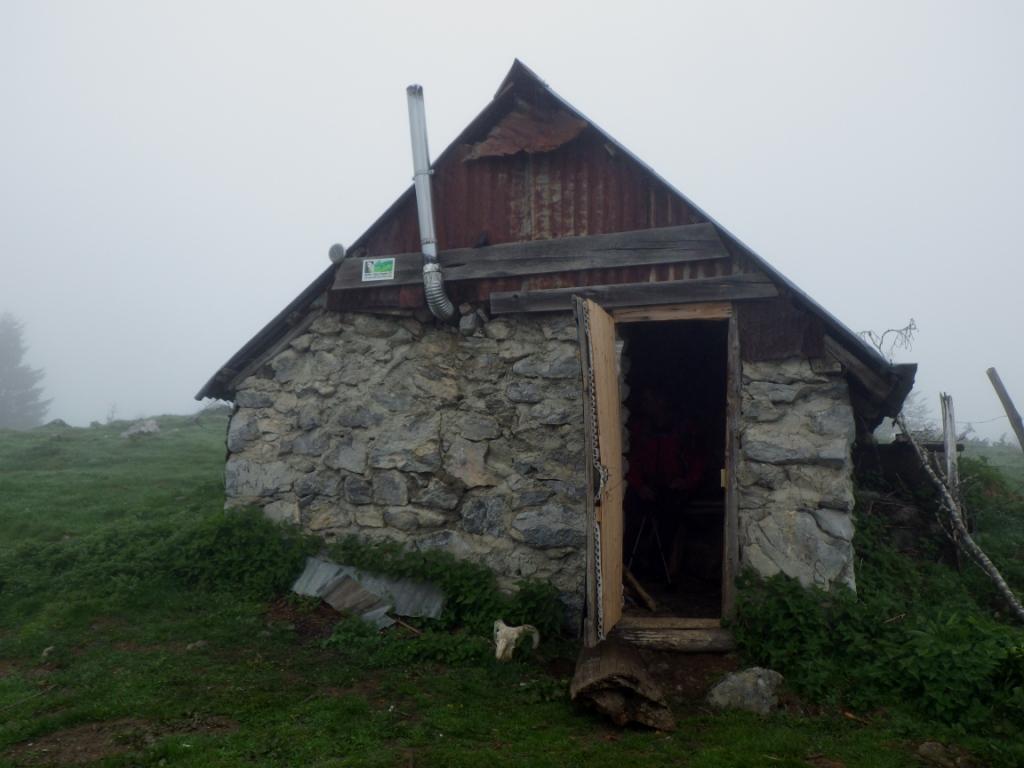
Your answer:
(198, 61), (915, 648)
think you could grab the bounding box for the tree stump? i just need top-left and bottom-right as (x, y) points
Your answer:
(569, 640), (675, 731)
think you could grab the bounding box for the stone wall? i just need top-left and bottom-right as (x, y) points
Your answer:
(225, 305), (860, 626)
(737, 358), (858, 591)
(224, 306), (588, 620)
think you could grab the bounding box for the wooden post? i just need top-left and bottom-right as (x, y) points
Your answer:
(940, 393), (964, 569)
(940, 393), (960, 502)
(987, 367), (1024, 452)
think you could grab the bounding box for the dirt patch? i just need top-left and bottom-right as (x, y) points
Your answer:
(6, 715), (236, 766)
(265, 596), (340, 643)
(806, 756), (846, 768)
(320, 670), (387, 701)
(87, 617), (126, 633)
(639, 650), (741, 707)
(542, 654), (576, 679)
(111, 640), (186, 654)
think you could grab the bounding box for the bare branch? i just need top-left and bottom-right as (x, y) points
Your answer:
(896, 414), (1024, 623)
(860, 319), (918, 363)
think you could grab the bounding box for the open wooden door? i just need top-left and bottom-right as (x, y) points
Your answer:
(575, 297), (624, 645)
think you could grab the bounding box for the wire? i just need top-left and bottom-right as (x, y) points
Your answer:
(956, 415), (1009, 426)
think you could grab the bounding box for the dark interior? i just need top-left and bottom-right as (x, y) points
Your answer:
(620, 320), (728, 619)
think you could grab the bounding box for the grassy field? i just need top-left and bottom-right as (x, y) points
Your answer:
(0, 413), (1019, 767)
(965, 440), (1024, 493)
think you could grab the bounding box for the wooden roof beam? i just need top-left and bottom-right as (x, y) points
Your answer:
(331, 223), (728, 292)
(490, 274), (777, 314)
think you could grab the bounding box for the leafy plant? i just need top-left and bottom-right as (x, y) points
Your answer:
(168, 508), (318, 597)
(733, 469), (1024, 734)
(322, 619), (494, 668)
(0, 507), (318, 602)
(326, 536), (564, 639)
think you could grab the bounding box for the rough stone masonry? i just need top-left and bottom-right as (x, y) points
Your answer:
(223, 305), (859, 627)
(737, 358), (857, 590)
(224, 305), (589, 620)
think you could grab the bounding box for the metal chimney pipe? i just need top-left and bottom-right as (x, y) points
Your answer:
(406, 84), (455, 321)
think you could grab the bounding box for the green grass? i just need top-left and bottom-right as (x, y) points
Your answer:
(0, 413), (1013, 766)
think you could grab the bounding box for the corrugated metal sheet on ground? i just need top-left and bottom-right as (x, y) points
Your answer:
(291, 557), (343, 597)
(328, 565), (445, 619)
(290, 557), (445, 622)
(320, 575), (387, 615)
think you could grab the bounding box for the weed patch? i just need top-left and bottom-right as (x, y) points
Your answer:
(732, 459), (1024, 764)
(0, 508), (318, 610)
(327, 536), (565, 638)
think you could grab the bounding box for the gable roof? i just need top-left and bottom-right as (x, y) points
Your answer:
(197, 60), (914, 416)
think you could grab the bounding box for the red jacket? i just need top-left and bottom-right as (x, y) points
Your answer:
(627, 419), (706, 493)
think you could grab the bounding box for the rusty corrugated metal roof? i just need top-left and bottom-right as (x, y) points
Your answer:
(196, 59), (913, 406)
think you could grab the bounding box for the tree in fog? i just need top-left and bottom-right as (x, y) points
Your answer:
(0, 313), (49, 429)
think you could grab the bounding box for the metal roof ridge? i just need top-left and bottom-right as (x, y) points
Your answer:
(520, 61), (895, 373)
(197, 58), (905, 401)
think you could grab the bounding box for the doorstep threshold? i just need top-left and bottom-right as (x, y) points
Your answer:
(617, 616), (721, 630)
(610, 616), (735, 652)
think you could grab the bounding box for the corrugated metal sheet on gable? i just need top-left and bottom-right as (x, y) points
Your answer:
(197, 59), (913, 409)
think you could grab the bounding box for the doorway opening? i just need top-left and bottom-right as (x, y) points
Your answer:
(620, 320), (728, 619)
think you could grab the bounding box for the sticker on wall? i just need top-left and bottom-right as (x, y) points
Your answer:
(361, 258), (396, 282)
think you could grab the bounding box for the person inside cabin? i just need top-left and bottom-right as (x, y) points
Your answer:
(626, 387), (708, 582)
(627, 388), (707, 500)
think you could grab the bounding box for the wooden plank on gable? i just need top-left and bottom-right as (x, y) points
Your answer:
(332, 223), (729, 291)
(490, 274), (777, 315)
(737, 298), (824, 361)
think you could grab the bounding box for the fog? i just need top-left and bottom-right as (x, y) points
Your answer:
(2, 1), (1022, 439)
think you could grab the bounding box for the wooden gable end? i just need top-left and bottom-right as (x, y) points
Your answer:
(327, 81), (740, 312)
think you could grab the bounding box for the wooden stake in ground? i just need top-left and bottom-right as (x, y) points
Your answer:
(940, 393), (964, 570)
(940, 393), (960, 506)
(987, 367), (1024, 451)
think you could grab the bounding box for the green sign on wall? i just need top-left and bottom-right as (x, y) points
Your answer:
(361, 258), (396, 282)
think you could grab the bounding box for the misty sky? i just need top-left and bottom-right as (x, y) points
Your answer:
(2, 1), (1022, 439)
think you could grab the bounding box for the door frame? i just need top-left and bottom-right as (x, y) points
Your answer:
(579, 300), (740, 646)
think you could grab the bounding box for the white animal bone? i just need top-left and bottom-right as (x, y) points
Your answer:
(493, 619), (540, 661)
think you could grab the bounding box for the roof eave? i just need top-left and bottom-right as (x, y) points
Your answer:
(195, 264), (336, 401)
(198, 59), (915, 414)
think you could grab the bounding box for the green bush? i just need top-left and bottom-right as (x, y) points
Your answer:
(733, 470), (1024, 733)
(327, 536), (564, 639)
(166, 507), (319, 596)
(322, 619), (494, 668)
(0, 508), (317, 601)
(734, 573), (1023, 730)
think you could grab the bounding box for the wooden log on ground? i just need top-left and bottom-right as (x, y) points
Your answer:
(570, 640), (675, 731)
(623, 567), (657, 613)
